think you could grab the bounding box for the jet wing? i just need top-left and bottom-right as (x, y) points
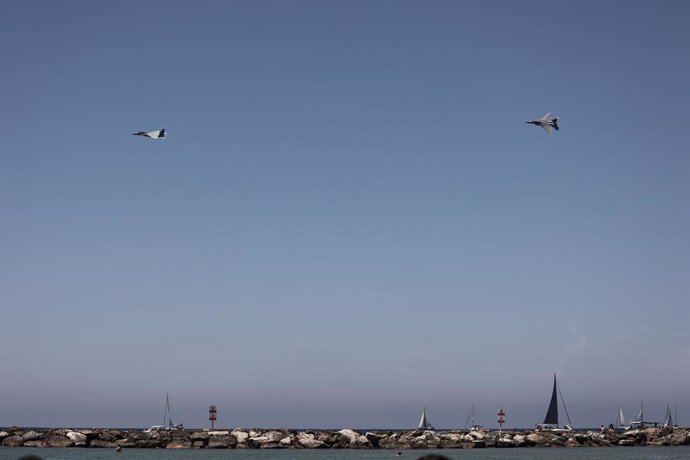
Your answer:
(541, 125), (554, 134)
(541, 112), (553, 121)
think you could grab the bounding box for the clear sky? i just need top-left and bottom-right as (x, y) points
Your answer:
(1, 0), (688, 429)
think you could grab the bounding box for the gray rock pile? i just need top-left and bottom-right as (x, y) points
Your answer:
(1, 427), (689, 449)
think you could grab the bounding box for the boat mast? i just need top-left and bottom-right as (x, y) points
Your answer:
(463, 405), (474, 429)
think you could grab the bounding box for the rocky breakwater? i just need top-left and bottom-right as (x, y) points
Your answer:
(1, 427), (689, 449)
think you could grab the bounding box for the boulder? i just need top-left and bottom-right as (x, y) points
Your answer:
(98, 431), (118, 442)
(117, 438), (140, 448)
(365, 432), (384, 447)
(259, 443), (284, 449)
(3, 436), (24, 447)
(296, 432), (325, 448)
(23, 440), (48, 448)
(21, 430), (42, 441)
(0, 431), (8, 441)
(671, 433), (688, 445)
(248, 435), (270, 446)
(46, 435), (73, 448)
(231, 430), (249, 444)
(67, 431), (87, 446)
(526, 432), (550, 445)
(280, 436), (293, 446)
(208, 435), (237, 449)
(191, 431), (210, 441)
(497, 436), (517, 447)
(166, 438), (192, 449)
(265, 431), (285, 443)
(335, 429), (370, 448)
(565, 437), (580, 447)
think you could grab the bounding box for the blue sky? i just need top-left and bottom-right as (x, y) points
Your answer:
(1, 0), (688, 429)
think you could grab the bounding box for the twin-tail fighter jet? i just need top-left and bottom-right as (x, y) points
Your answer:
(526, 113), (559, 134)
(133, 129), (166, 139)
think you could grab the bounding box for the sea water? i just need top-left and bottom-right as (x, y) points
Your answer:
(1, 447), (689, 460)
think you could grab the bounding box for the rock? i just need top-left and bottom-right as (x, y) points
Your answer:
(296, 432), (325, 448)
(671, 433), (688, 445)
(166, 438), (192, 449)
(191, 431), (210, 441)
(335, 429), (370, 448)
(193, 440), (205, 448)
(23, 440), (48, 447)
(45, 435), (73, 448)
(280, 436), (292, 446)
(21, 430), (42, 441)
(265, 431), (285, 443)
(117, 438), (139, 448)
(248, 435), (270, 446)
(365, 432), (384, 447)
(208, 435), (237, 449)
(619, 438), (635, 446)
(259, 443), (284, 449)
(0, 431), (9, 441)
(67, 431), (87, 446)
(3, 436), (24, 447)
(565, 437), (580, 447)
(98, 431), (118, 442)
(231, 430), (249, 444)
(497, 436), (517, 447)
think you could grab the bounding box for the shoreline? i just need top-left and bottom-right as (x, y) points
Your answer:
(1, 427), (689, 449)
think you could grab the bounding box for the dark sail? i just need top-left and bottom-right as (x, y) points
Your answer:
(543, 374), (559, 425)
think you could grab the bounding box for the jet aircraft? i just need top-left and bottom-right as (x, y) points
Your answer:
(133, 129), (166, 139)
(526, 113), (559, 134)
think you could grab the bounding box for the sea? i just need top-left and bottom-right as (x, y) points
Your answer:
(1, 447), (689, 460)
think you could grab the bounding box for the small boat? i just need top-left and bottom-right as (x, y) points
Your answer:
(418, 406), (435, 431)
(628, 402), (658, 430)
(463, 404), (487, 431)
(144, 393), (184, 432)
(535, 374), (574, 432)
(661, 405), (676, 428)
(616, 406), (630, 431)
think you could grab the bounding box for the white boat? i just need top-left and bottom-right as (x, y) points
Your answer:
(616, 406), (630, 430)
(144, 393), (184, 432)
(661, 405), (679, 428)
(628, 402), (658, 430)
(463, 404), (487, 431)
(535, 374), (574, 432)
(418, 406), (435, 431)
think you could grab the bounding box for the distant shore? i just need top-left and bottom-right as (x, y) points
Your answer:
(2, 427), (689, 449)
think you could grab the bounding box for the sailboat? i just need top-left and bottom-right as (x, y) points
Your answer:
(145, 393), (184, 432)
(628, 402), (658, 430)
(418, 406), (435, 431)
(463, 405), (486, 431)
(535, 374), (574, 432)
(616, 406), (630, 430)
(662, 405), (676, 428)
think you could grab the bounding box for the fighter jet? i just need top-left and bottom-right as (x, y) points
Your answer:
(133, 129), (166, 139)
(526, 113), (559, 134)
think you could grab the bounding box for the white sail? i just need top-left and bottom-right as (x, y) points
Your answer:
(662, 405), (674, 427)
(418, 407), (433, 430)
(618, 407), (626, 426)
